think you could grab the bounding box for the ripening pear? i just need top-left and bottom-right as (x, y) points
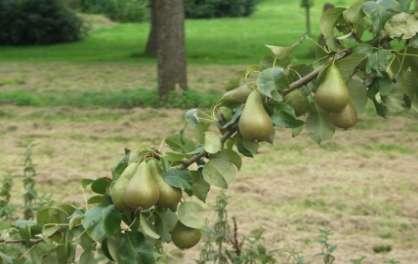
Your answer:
(238, 90), (274, 143)
(221, 84), (252, 104)
(171, 222), (202, 249)
(110, 162), (139, 210)
(329, 103), (358, 129)
(315, 64), (350, 113)
(148, 159), (182, 211)
(124, 161), (160, 210)
(284, 90), (309, 116)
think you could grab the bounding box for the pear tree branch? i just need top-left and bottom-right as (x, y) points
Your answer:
(180, 49), (353, 169)
(0, 238), (43, 244)
(282, 48), (353, 96)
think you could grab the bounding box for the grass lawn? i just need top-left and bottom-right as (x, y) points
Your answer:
(0, 0), (354, 64)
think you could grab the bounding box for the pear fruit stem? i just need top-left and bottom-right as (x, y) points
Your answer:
(181, 49), (353, 169)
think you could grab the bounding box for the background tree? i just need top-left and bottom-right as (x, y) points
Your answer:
(301, 0), (314, 36)
(145, 0), (158, 56)
(155, 0), (188, 97)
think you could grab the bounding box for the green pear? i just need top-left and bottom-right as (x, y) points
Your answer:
(171, 222), (202, 249)
(148, 159), (182, 211)
(315, 64), (350, 113)
(238, 90), (274, 143)
(221, 84), (252, 104)
(124, 161), (160, 210)
(329, 102), (358, 129)
(110, 162), (139, 210)
(284, 90), (309, 116)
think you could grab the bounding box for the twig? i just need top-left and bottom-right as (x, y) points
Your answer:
(0, 238), (42, 244)
(180, 49), (353, 169)
(231, 217), (242, 256)
(283, 48), (353, 96)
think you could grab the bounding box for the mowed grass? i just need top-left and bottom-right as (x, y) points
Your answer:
(0, 0), (354, 64)
(1, 0), (418, 262)
(1, 106), (417, 263)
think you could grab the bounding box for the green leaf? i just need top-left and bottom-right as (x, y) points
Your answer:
(0, 220), (11, 231)
(42, 225), (62, 238)
(88, 195), (106, 204)
(165, 133), (196, 153)
(344, 0), (366, 24)
(164, 152), (188, 163)
(384, 12), (418, 40)
(363, 0), (400, 34)
(202, 158), (237, 189)
(272, 102), (304, 128)
(336, 52), (367, 82)
(214, 149), (242, 169)
(190, 171), (210, 202)
(204, 131), (221, 154)
(236, 137), (258, 157)
(108, 232), (155, 264)
(398, 64), (418, 103)
(112, 149), (130, 180)
(37, 207), (68, 225)
(320, 7), (345, 51)
(81, 179), (94, 189)
(164, 168), (193, 190)
(69, 210), (84, 230)
(0, 251), (13, 264)
(156, 209), (178, 242)
(15, 219), (38, 241)
(91, 177), (111, 195)
(256, 67), (286, 101)
(79, 251), (95, 264)
(178, 200), (205, 229)
(82, 204), (121, 241)
(139, 214), (160, 240)
(366, 48), (394, 76)
(348, 78), (369, 113)
(306, 106), (335, 144)
(265, 45), (293, 60)
(398, 0), (413, 11)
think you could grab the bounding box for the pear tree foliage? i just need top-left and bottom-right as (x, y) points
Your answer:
(0, 1), (417, 263)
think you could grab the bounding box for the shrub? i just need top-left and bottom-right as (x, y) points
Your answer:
(80, 0), (148, 22)
(185, 0), (259, 19)
(0, 0), (85, 45)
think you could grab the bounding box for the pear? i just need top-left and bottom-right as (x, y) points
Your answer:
(221, 84), (252, 105)
(238, 90), (274, 143)
(315, 64), (350, 113)
(171, 222), (202, 249)
(329, 103), (358, 129)
(124, 161), (160, 210)
(285, 90), (309, 116)
(148, 159), (182, 211)
(110, 162), (139, 210)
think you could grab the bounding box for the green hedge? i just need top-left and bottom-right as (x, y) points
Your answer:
(0, 0), (84, 45)
(80, 0), (148, 22)
(185, 0), (259, 19)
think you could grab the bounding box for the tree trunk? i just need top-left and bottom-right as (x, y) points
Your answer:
(155, 0), (188, 97)
(144, 1), (158, 56)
